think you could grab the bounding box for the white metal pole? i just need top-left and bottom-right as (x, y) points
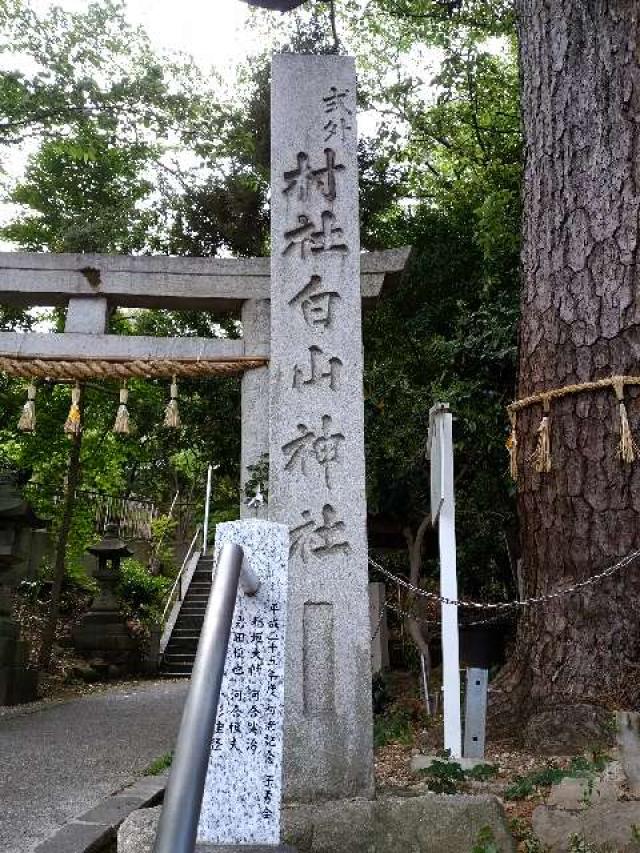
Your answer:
(202, 464), (213, 556)
(438, 409), (462, 757)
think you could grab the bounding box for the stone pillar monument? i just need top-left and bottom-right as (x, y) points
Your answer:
(270, 54), (373, 800)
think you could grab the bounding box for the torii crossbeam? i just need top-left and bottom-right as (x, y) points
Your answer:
(0, 246), (410, 501)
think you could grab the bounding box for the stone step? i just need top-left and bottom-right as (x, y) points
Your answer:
(161, 654), (194, 663)
(164, 645), (198, 656)
(162, 663), (195, 675)
(174, 614), (205, 629)
(164, 640), (199, 653)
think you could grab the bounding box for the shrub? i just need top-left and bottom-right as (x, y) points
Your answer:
(504, 755), (609, 801)
(117, 558), (171, 625)
(373, 705), (414, 747)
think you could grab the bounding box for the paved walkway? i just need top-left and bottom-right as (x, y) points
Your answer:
(0, 679), (188, 853)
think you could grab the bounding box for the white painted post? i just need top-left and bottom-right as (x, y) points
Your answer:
(429, 403), (462, 757)
(202, 464), (213, 556)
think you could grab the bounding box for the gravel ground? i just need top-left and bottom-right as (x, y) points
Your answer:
(0, 678), (188, 853)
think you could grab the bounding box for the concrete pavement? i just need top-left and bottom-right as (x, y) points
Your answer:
(0, 679), (188, 853)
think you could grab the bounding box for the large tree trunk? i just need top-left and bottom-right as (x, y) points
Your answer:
(495, 0), (640, 748)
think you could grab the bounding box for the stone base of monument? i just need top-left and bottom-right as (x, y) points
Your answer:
(117, 792), (515, 853)
(196, 847), (297, 852)
(71, 611), (139, 677)
(0, 625), (38, 705)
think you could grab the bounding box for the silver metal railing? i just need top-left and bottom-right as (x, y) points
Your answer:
(159, 524), (203, 628)
(149, 490), (180, 570)
(202, 463), (213, 556)
(153, 542), (260, 853)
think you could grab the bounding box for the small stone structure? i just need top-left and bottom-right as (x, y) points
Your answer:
(369, 582), (389, 674)
(118, 794), (515, 853)
(72, 524), (137, 676)
(0, 468), (46, 704)
(198, 520), (289, 846)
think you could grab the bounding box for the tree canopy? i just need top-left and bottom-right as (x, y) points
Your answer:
(0, 0), (522, 613)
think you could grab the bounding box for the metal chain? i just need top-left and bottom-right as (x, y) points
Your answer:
(368, 548), (640, 611)
(382, 599), (516, 628)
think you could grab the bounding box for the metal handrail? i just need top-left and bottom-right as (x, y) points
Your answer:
(153, 542), (260, 853)
(202, 464), (213, 557)
(150, 490), (180, 566)
(160, 523), (202, 627)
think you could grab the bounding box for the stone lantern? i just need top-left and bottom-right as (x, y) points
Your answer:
(0, 468), (46, 704)
(72, 523), (137, 676)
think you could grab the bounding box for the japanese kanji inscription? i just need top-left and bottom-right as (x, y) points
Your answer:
(270, 54), (374, 800)
(198, 520), (289, 845)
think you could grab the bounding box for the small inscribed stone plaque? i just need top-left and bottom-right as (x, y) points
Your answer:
(197, 519), (289, 845)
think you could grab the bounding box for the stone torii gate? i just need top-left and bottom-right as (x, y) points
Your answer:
(0, 54), (410, 804)
(0, 248), (408, 800)
(0, 246), (406, 511)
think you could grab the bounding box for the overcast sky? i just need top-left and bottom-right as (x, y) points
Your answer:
(0, 0), (270, 244)
(31, 0), (257, 73)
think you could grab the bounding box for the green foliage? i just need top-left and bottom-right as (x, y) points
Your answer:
(509, 818), (548, 853)
(149, 514), (178, 570)
(504, 765), (565, 801)
(373, 705), (415, 748)
(143, 752), (173, 776)
(243, 453), (270, 507)
(504, 756), (609, 802)
(422, 758), (467, 794)
(418, 758), (498, 794)
(0, 0), (526, 643)
(116, 558), (171, 625)
(0, 0), (215, 161)
(358, 21), (521, 603)
(466, 763), (499, 781)
(2, 127), (154, 252)
(472, 826), (499, 853)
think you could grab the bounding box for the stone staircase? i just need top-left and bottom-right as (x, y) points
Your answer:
(161, 555), (214, 677)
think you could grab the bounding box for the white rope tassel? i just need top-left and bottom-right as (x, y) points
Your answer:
(530, 397), (551, 474)
(113, 384), (131, 434)
(614, 379), (638, 464)
(64, 382), (82, 436)
(164, 376), (181, 429)
(18, 382), (37, 432)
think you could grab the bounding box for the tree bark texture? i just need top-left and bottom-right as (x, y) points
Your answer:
(499, 0), (640, 739)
